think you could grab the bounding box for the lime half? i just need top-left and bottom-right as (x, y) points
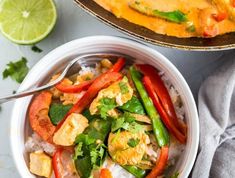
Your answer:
(0, 0), (57, 44)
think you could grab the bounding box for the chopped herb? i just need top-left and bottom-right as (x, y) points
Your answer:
(98, 97), (116, 119)
(12, 90), (16, 94)
(90, 143), (106, 167)
(170, 172), (180, 178)
(73, 142), (83, 160)
(49, 103), (73, 125)
(111, 112), (142, 133)
(118, 96), (145, 115)
(129, 1), (187, 23)
(127, 138), (140, 148)
(31, 45), (42, 53)
(75, 133), (95, 145)
(119, 77), (129, 94)
(2, 57), (29, 83)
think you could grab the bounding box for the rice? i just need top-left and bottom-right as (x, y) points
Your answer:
(160, 72), (185, 121)
(25, 133), (55, 156)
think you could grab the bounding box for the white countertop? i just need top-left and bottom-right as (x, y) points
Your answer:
(0, 0), (233, 177)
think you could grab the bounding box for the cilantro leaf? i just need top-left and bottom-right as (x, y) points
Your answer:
(2, 57), (29, 83)
(31, 45), (42, 53)
(118, 96), (145, 115)
(127, 138), (140, 148)
(111, 112), (142, 133)
(119, 77), (129, 94)
(90, 144), (106, 168)
(74, 133), (95, 145)
(49, 103), (72, 125)
(98, 97), (116, 119)
(73, 142), (83, 160)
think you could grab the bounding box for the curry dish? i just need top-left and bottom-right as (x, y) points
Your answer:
(94, 0), (235, 38)
(25, 58), (187, 178)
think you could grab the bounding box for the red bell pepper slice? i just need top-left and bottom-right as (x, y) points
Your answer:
(136, 64), (187, 136)
(55, 79), (93, 93)
(108, 57), (125, 73)
(52, 148), (77, 178)
(203, 25), (219, 38)
(146, 146), (169, 178)
(143, 76), (186, 143)
(55, 58), (125, 93)
(233, 0), (235, 7)
(100, 168), (113, 178)
(212, 12), (227, 22)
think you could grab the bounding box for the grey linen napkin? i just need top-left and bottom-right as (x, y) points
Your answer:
(191, 57), (235, 178)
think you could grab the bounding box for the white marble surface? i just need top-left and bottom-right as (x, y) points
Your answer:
(0, 0), (234, 177)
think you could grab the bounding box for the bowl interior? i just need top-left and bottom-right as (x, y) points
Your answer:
(10, 36), (199, 178)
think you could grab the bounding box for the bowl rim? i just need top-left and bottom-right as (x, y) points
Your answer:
(10, 35), (199, 178)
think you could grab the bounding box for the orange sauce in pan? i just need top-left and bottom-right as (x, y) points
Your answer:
(94, 0), (235, 38)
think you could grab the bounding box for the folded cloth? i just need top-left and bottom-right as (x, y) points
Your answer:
(191, 56), (235, 178)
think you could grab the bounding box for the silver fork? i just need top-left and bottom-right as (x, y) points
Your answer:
(0, 52), (133, 104)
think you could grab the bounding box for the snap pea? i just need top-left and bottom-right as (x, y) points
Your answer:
(129, 66), (169, 147)
(123, 165), (148, 178)
(129, 1), (187, 23)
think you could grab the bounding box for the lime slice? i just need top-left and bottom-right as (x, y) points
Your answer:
(0, 0), (57, 44)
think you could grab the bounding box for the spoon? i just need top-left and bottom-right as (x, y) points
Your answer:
(0, 52), (132, 104)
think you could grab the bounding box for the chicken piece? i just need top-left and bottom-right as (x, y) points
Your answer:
(29, 151), (52, 178)
(108, 131), (150, 165)
(89, 77), (133, 116)
(53, 113), (89, 146)
(60, 91), (85, 105)
(212, 0), (235, 21)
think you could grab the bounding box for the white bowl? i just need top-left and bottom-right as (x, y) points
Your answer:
(10, 36), (199, 178)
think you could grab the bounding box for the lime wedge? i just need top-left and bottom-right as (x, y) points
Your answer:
(0, 0), (57, 44)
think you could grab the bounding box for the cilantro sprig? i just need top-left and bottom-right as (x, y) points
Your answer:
(2, 57), (29, 83)
(98, 97), (117, 119)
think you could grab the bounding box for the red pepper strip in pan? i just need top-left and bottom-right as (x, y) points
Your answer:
(52, 148), (63, 178)
(55, 79), (94, 93)
(135, 64), (187, 135)
(55, 57), (125, 93)
(143, 76), (186, 143)
(146, 146), (169, 178)
(55, 72), (123, 130)
(212, 12), (227, 22)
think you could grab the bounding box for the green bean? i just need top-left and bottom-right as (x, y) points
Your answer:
(129, 66), (169, 147)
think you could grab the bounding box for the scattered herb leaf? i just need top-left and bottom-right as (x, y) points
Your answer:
(98, 97), (116, 119)
(12, 90), (16, 94)
(127, 138), (140, 148)
(31, 45), (42, 53)
(73, 142), (83, 160)
(49, 103), (73, 125)
(2, 57), (29, 83)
